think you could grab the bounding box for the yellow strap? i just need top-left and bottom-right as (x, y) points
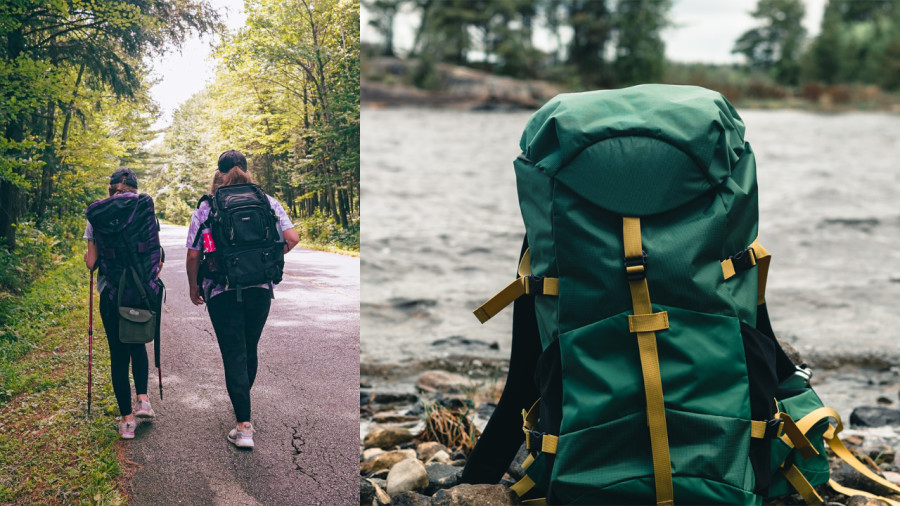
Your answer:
(522, 499), (548, 506)
(720, 238), (771, 305)
(827, 432), (900, 496)
(540, 435), (558, 454)
(781, 464), (823, 505)
(623, 217), (673, 506)
(792, 406), (841, 436)
(750, 419), (782, 439)
(510, 475), (536, 497)
(522, 453), (535, 471)
(522, 398), (540, 431)
(829, 479), (900, 506)
(777, 412), (819, 460)
(473, 248), (559, 323)
(628, 312), (669, 333)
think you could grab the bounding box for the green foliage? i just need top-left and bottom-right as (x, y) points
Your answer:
(149, 0), (360, 247)
(297, 210), (360, 253)
(613, 0), (672, 85)
(732, 0), (807, 85)
(0, 256), (125, 503)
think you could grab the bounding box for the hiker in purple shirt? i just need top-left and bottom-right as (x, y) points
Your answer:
(185, 150), (299, 449)
(84, 168), (163, 439)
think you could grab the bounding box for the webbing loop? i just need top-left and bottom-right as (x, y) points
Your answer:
(472, 248), (559, 323)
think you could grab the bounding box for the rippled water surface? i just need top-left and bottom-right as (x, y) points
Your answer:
(361, 107), (900, 366)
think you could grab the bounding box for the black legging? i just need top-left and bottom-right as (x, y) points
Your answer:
(207, 288), (272, 423)
(99, 293), (149, 416)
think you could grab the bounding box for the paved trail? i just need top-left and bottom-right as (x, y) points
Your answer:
(127, 224), (359, 505)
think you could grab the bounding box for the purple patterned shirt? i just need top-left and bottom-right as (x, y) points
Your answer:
(186, 194), (294, 300)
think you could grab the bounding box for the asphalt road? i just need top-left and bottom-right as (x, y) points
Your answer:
(127, 224), (359, 505)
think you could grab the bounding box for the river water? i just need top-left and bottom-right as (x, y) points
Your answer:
(361, 107), (900, 376)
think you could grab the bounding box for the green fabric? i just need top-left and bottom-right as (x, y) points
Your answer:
(513, 85), (763, 503)
(767, 389), (831, 498)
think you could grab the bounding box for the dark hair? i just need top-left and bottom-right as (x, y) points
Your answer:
(218, 150), (247, 173)
(108, 182), (137, 197)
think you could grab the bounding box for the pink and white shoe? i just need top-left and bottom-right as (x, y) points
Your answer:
(227, 423), (254, 448)
(133, 399), (155, 419)
(119, 419), (137, 439)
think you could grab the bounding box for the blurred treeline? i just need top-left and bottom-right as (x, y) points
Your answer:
(364, 0), (900, 103)
(0, 0), (218, 294)
(146, 0), (360, 253)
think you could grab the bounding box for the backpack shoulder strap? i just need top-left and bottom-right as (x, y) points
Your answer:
(197, 194), (213, 210)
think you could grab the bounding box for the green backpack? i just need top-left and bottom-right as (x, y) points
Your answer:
(474, 85), (900, 505)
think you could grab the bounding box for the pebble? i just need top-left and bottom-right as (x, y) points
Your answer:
(425, 462), (462, 495)
(362, 448), (385, 461)
(846, 496), (887, 506)
(882, 471), (900, 484)
(431, 484), (517, 506)
(387, 458), (429, 496)
(363, 426), (416, 450)
(850, 407), (900, 427)
(372, 412), (421, 424)
(426, 450), (452, 464)
(416, 441), (450, 462)
(416, 370), (472, 394)
(373, 483), (392, 505)
(360, 477), (376, 505)
(391, 491), (431, 506)
(361, 449), (418, 475)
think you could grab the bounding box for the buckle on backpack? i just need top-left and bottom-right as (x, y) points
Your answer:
(731, 247), (757, 273)
(524, 275), (544, 295)
(764, 418), (783, 439)
(624, 250), (648, 281)
(525, 429), (543, 451)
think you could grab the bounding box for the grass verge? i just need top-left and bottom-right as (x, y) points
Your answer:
(0, 256), (128, 504)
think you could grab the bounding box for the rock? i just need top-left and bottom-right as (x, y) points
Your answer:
(364, 427), (416, 449)
(361, 449), (418, 475)
(406, 403), (425, 417)
(426, 462), (462, 495)
(373, 391), (419, 405)
(363, 448), (386, 461)
(503, 443), (528, 481)
(386, 459), (429, 496)
(361, 389), (374, 406)
(850, 407), (900, 427)
(436, 395), (472, 410)
(878, 396), (893, 405)
(417, 441), (451, 462)
(427, 450), (452, 464)
(372, 412), (421, 424)
(431, 484), (517, 506)
(777, 339), (804, 365)
(417, 370), (472, 394)
(847, 496), (886, 506)
(831, 461), (897, 497)
(845, 435), (865, 446)
(373, 482), (392, 505)
(369, 469), (390, 480)
(391, 491), (431, 506)
(870, 446), (895, 464)
(450, 450), (467, 461)
(883, 471), (900, 484)
(361, 378), (373, 389)
(361, 477), (376, 505)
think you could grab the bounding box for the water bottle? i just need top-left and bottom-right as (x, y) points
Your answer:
(202, 228), (216, 253)
(275, 221), (284, 243)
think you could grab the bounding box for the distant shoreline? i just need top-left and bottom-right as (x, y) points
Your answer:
(362, 57), (900, 113)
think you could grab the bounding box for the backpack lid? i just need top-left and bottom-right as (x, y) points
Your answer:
(85, 193), (145, 234)
(518, 84), (749, 215)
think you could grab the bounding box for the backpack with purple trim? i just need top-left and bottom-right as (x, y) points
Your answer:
(85, 192), (163, 345)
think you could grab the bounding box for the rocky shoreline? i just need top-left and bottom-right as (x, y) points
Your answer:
(360, 351), (900, 505)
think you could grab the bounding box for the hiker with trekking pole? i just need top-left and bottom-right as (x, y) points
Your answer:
(84, 168), (165, 439)
(185, 150), (299, 449)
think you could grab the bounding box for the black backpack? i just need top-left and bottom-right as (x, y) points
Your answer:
(194, 183), (285, 300)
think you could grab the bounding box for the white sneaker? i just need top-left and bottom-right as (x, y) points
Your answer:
(119, 419), (137, 439)
(227, 424), (254, 448)
(134, 399), (155, 419)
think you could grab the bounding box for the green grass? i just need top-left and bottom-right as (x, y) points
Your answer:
(0, 256), (128, 504)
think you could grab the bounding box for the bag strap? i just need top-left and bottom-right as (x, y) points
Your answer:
(472, 248), (559, 323)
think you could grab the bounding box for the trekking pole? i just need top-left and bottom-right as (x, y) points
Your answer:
(88, 268), (94, 417)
